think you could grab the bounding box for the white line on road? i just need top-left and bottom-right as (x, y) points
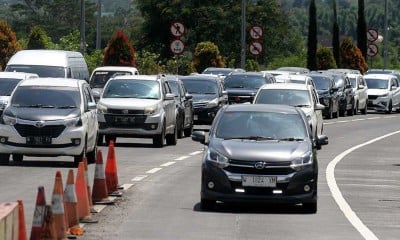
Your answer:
(146, 168), (162, 174)
(161, 161), (176, 167)
(174, 156), (189, 161)
(326, 129), (400, 240)
(131, 175), (148, 181)
(189, 151), (203, 156)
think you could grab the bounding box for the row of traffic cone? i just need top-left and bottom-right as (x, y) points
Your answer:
(27, 140), (121, 240)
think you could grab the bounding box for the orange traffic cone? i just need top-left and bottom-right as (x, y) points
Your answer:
(75, 162), (98, 224)
(92, 149), (114, 204)
(105, 140), (122, 197)
(64, 169), (83, 236)
(51, 171), (67, 239)
(41, 205), (56, 240)
(30, 186), (46, 240)
(17, 200), (27, 240)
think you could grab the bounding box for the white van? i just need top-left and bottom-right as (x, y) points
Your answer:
(89, 66), (139, 101)
(5, 50), (89, 81)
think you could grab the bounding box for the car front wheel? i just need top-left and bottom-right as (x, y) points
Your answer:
(200, 198), (216, 210)
(0, 154), (10, 165)
(166, 123), (178, 145)
(153, 122), (165, 148)
(303, 202), (317, 213)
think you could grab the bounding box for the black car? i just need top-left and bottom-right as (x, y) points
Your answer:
(329, 72), (355, 116)
(181, 75), (228, 124)
(224, 72), (275, 104)
(165, 75), (194, 138)
(192, 104), (328, 212)
(307, 73), (339, 119)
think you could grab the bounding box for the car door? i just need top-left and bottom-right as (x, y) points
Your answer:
(311, 87), (323, 136)
(390, 77), (400, 108)
(82, 84), (98, 149)
(162, 81), (175, 132)
(180, 82), (193, 127)
(358, 76), (368, 108)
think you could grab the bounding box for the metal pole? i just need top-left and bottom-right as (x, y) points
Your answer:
(383, 0), (388, 69)
(96, 0), (102, 50)
(240, 0), (246, 69)
(80, 0), (86, 54)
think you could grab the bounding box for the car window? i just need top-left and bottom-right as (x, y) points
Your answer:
(255, 89), (311, 106)
(90, 71), (133, 88)
(0, 79), (23, 96)
(6, 65), (65, 78)
(224, 75), (268, 89)
(102, 79), (160, 99)
(365, 78), (388, 90)
(309, 76), (330, 90)
(182, 80), (218, 95)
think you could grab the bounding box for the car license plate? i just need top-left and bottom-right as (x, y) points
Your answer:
(115, 116), (135, 123)
(242, 175), (277, 187)
(194, 115), (198, 120)
(26, 136), (52, 145)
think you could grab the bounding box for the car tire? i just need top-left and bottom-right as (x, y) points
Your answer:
(105, 135), (116, 146)
(0, 154), (10, 165)
(360, 102), (367, 115)
(200, 198), (216, 210)
(303, 201), (317, 214)
(97, 134), (104, 146)
(353, 101), (359, 115)
(74, 151), (84, 166)
(177, 116), (184, 139)
(325, 105), (333, 119)
(347, 101), (354, 116)
(166, 124), (178, 146)
(184, 125), (193, 137)
(86, 146), (97, 164)
(386, 101), (392, 114)
(12, 154), (23, 162)
(153, 122), (165, 148)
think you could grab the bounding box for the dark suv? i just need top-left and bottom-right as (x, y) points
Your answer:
(307, 73), (339, 119)
(224, 72), (275, 104)
(329, 73), (355, 116)
(181, 75), (227, 124)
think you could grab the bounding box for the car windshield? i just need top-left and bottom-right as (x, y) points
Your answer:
(216, 111), (307, 140)
(365, 79), (388, 89)
(167, 81), (180, 97)
(10, 86), (80, 108)
(202, 68), (232, 75)
(6, 65), (65, 78)
(255, 89), (311, 106)
(102, 79), (160, 99)
(224, 75), (269, 89)
(333, 77), (344, 88)
(310, 76), (330, 90)
(349, 78), (357, 88)
(90, 71), (133, 88)
(182, 79), (218, 94)
(0, 79), (23, 96)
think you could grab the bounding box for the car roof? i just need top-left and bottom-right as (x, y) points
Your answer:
(110, 75), (160, 81)
(180, 75), (220, 81)
(18, 78), (83, 87)
(0, 72), (38, 79)
(92, 66), (139, 72)
(363, 74), (395, 80)
(259, 83), (309, 90)
(224, 103), (301, 114)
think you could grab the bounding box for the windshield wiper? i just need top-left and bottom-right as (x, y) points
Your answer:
(279, 137), (304, 141)
(57, 105), (77, 109)
(20, 104), (55, 108)
(224, 136), (276, 141)
(230, 86), (244, 88)
(294, 104), (311, 107)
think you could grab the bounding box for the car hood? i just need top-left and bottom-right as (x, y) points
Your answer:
(0, 96), (10, 106)
(212, 138), (311, 162)
(99, 98), (160, 109)
(4, 107), (80, 121)
(226, 88), (257, 96)
(367, 89), (388, 95)
(91, 88), (103, 98)
(191, 94), (217, 102)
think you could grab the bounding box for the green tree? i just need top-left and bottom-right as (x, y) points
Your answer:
(85, 49), (103, 74)
(136, 50), (164, 74)
(332, 0), (340, 66)
(307, 0), (317, 71)
(192, 41), (224, 73)
(357, 0), (367, 60)
(103, 31), (136, 67)
(0, 20), (21, 70)
(340, 37), (368, 73)
(27, 26), (50, 49)
(58, 30), (81, 52)
(317, 46), (337, 70)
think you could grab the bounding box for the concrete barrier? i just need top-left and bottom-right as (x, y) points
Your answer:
(0, 202), (19, 240)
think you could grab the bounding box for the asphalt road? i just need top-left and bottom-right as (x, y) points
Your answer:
(0, 112), (399, 239)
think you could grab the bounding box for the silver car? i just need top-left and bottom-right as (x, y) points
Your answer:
(97, 75), (178, 147)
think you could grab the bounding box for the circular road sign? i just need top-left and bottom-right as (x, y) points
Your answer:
(249, 25), (263, 40)
(170, 22), (186, 37)
(367, 28), (378, 42)
(367, 43), (378, 57)
(249, 41), (263, 56)
(170, 39), (185, 55)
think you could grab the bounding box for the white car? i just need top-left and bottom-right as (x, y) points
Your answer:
(0, 78), (98, 165)
(97, 75), (178, 147)
(253, 83), (325, 146)
(365, 74), (400, 113)
(347, 73), (368, 114)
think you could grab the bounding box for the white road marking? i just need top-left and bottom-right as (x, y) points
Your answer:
(93, 204), (107, 213)
(146, 168), (162, 174)
(326, 129), (400, 240)
(175, 156), (189, 161)
(324, 115), (399, 125)
(132, 175), (148, 181)
(120, 183), (134, 190)
(189, 151), (203, 156)
(161, 161), (176, 167)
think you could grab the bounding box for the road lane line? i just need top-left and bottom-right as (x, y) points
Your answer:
(326, 129), (400, 240)
(120, 183), (134, 190)
(146, 168), (162, 174)
(175, 156), (189, 161)
(189, 151), (203, 156)
(132, 175), (148, 181)
(161, 161), (176, 167)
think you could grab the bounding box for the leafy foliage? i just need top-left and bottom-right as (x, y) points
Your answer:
(103, 31), (136, 67)
(192, 41), (224, 73)
(340, 37), (368, 73)
(0, 20), (21, 70)
(85, 49), (103, 74)
(317, 46), (337, 70)
(27, 26), (49, 49)
(135, 50), (164, 75)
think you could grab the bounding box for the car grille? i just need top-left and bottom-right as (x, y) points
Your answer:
(14, 124), (65, 137)
(104, 114), (147, 128)
(368, 95), (379, 100)
(107, 109), (145, 114)
(226, 159), (294, 175)
(193, 102), (208, 108)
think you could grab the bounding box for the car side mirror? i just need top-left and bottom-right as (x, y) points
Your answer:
(316, 135), (328, 149)
(192, 131), (207, 145)
(185, 93), (193, 99)
(391, 86), (397, 91)
(315, 103), (325, 111)
(358, 84), (365, 89)
(88, 102), (97, 111)
(165, 93), (175, 100)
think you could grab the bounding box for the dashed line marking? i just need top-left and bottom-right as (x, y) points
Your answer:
(161, 161), (176, 167)
(325, 115), (399, 125)
(146, 168), (162, 174)
(175, 156), (189, 161)
(120, 183), (134, 190)
(93, 205), (107, 213)
(132, 175), (148, 181)
(189, 151), (203, 156)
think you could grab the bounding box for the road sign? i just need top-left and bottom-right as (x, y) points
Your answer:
(367, 43), (378, 57)
(170, 22), (186, 37)
(367, 28), (378, 42)
(170, 39), (185, 55)
(249, 25), (263, 40)
(249, 41), (262, 56)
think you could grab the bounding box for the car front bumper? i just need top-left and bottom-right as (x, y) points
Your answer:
(367, 97), (389, 112)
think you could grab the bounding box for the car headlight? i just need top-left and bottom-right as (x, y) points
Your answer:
(97, 103), (108, 114)
(64, 117), (82, 127)
(144, 105), (160, 115)
(2, 115), (17, 125)
(291, 151), (313, 171)
(207, 148), (229, 168)
(206, 98), (219, 108)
